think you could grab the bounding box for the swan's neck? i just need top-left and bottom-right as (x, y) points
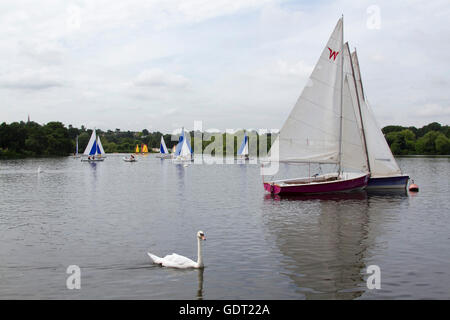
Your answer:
(196, 238), (203, 268)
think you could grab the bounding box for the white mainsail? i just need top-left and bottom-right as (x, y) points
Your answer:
(351, 51), (402, 177)
(175, 128), (192, 158)
(160, 136), (169, 154)
(340, 43), (369, 173)
(180, 138), (192, 157)
(83, 130), (97, 156)
(269, 18), (343, 164)
(238, 132), (249, 156)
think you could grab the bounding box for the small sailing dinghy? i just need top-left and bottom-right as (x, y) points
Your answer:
(81, 129), (106, 162)
(173, 127), (193, 163)
(351, 50), (409, 189)
(263, 18), (369, 195)
(237, 131), (250, 160)
(73, 135), (81, 158)
(156, 136), (172, 159)
(123, 155), (137, 162)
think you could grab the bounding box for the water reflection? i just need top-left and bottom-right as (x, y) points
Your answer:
(366, 189), (408, 198)
(197, 268), (204, 300)
(263, 191), (370, 299)
(175, 163), (186, 196)
(265, 191), (368, 202)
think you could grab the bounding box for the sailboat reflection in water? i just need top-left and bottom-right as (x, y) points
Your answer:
(263, 192), (370, 299)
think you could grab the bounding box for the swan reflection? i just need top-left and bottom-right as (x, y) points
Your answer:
(197, 268), (204, 300)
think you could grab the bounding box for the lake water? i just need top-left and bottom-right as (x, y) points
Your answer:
(0, 155), (449, 299)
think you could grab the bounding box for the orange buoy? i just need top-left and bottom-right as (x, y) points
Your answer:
(409, 180), (419, 192)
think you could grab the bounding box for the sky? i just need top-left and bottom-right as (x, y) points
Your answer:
(1, 0), (449, 133)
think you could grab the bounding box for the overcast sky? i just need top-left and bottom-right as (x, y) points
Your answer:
(1, 0), (449, 133)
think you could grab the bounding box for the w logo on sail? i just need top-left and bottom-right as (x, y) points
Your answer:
(328, 47), (339, 61)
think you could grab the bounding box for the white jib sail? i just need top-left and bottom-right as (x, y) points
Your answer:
(97, 136), (105, 155)
(241, 140), (248, 156)
(340, 43), (369, 173)
(351, 51), (402, 177)
(269, 18), (343, 163)
(238, 134), (249, 156)
(180, 137), (192, 157)
(83, 130), (97, 155)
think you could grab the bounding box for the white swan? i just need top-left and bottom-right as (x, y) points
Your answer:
(148, 231), (206, 269)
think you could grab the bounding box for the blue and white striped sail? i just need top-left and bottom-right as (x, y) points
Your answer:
(238, 133), (249, 156)
(174, 128), (192, 157)
(160, 136), (169, 154)
(83, 130), (97, 156)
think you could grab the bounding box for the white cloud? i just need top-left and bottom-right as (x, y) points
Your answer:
(134, 69), (190, 88)
(0, 68), (64, 90)
(416, 103), (450, 117)
(275, 59), (313, 77)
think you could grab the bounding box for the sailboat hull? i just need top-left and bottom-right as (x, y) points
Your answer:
(264, 173), (369, 195)
(367, 175), (409, 190)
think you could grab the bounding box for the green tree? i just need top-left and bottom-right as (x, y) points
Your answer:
(435, 133), (450, 155)
(386, 129), (416, 155)
(415, 131), (440, 155)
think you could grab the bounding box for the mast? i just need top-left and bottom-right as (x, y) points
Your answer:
(349, 45), (371, 173)
(338, 15), (344, 176)
(353, 48), (365, 100)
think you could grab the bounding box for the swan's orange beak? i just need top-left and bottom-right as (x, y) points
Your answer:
(201, 235), (206, 240)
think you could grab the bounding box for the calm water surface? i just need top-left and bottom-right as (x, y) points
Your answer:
(0, 155), (449, 299)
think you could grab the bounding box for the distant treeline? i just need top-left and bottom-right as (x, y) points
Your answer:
(0, 121), (270, 158)
(382, 122), (449, 155)
(0, 121), (177, 158)
(0, 121), (448, 159)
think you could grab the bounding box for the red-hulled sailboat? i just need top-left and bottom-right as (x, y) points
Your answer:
(263, 18), (370, 195)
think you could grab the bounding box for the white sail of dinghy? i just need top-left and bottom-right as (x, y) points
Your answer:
(96, 135), (106, 157)
(83, 130), (97, 156)
(269, 18), (344, 165)
(157, 136), (172, 159)
(173, 128), (193, 162)
(160, 136), (169, 154)
(351, 51), (402, 178)
(73, 135), (81, 158)
(237, 131), (249, 159)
